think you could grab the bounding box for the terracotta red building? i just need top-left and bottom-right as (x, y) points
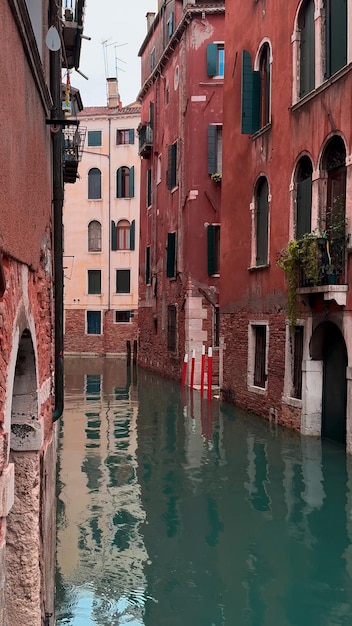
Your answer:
(137, 0), (225, 386)
(0, 1), (84, 622)
(221, 0), (352, 449)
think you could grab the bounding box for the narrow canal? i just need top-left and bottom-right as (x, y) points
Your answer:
(56, 357), (352, 626)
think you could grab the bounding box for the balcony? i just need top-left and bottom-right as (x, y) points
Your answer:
(297, 236), (347, 306)
(138, 123), (153, 158)
(62, 0), (86, 70)
(63, 125), (86, 184)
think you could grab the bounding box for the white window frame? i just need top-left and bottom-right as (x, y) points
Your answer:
(248, 321), (269, 394)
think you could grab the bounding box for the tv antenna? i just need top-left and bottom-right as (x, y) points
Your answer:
(102, 38), (128, 79)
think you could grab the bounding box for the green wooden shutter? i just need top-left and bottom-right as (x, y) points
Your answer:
(129, 166), (135, 198)
(149, 101), (154, 128)
(171, 143), (177, 188)
(256, 179), (269, 266)
(166, 232), (176, 278)
(207, 43), (217, 77)
(111, 220), (117, 251)
(147, 168), (152, 206)
(296, 176), (312, 239)
(130, 220), (135, 250)
(116, 167), (122, 198)
(129, 129), (135, 144)
(329, 0), (347, 76)
(145, 246), (151, 284)
(299, 0), (315, 97)
(241, 50), (260, 134)
(167, 145), (173, 189)
(207, 225), (216, 276)
(208, 125), (217, 175)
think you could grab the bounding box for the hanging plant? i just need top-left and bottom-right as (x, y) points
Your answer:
(211, 172), (222, 183)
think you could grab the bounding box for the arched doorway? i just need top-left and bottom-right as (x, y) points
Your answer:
(310, 321), (347, 444)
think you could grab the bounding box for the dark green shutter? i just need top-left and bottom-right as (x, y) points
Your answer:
(300, 0), (315, 97)
(146, 246), (151, 284)
(147, 168), (152, 206)
(296, 177), (312, 239)
(208, 125), (217, 175)
(207, 225), (216, 275)
(129, 166), (135, 198)
(167, 144), (177, 189)
(329, 0), (347, 76)
(111, 220), (117, 251)
(116, 167), (122, 198)
(130, 220), (135, 250)
(256, 178), (269, 266)
(129, 129), (135, 144)
(207, 43), (217, 77)
(241, 50), (260, 134)
(149, 102), (154, 128)
(166, 232), (176, 278)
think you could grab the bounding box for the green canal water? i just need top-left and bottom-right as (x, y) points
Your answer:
(55, 357), (352, 626)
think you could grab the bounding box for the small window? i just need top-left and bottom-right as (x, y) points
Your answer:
(292, 326), (304, 399)
(87, 130), (102, 147)
(259, 43), (271, 128)
(167, 142), (177, 190)
(207, 225), (220, 275)
(117, 219), (130, 250)
(115, 310), (132, 323)
(299, 0), (315, 97)
(254, 325), (267, 388)
(88, 220), (102, 252)
(256, 177), (269, 266)
(325, 0), (347, 78)
(145, 246), (151, 284)
(167, 305), (177, 352)
(167, 12), (174, 38)
(87, 311), (101, 334)
(206, 43), (225, 78)
(116, 269), (131, 294)
(88, 168), (102, 200)
(147, 168), (152, 206)
(116, 166), (134, 198)
(151, 47), (156, 71)
(295, 156), (313, 239)
(88, 270), (101, 294)
(208, 125), (222, 176)
(116, 129), (135, 145)
(166, 232), (176, 278)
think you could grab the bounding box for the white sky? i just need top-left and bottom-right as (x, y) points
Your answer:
(69, 0), (158, 108)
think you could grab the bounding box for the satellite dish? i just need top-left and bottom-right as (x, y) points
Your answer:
(46, 26), (61, 52)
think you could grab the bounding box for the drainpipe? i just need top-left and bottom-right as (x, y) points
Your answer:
(50, 0), (64, 422)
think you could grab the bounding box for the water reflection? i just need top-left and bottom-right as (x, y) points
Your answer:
(56, 359), (352, 626)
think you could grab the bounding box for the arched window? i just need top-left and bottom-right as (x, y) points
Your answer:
(325, 0), (347, 78)
(88, 220), (102, 252)
(259, 43), (271, 128)
(116, 166), (135, 198)
(296, 156), (313, 238)
(117, 220), (130, 250)
(255, 177), (269, 266)
(299, 0), (315, 97)
(88, 168), (102, 200)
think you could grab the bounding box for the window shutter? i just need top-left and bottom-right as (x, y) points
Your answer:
(147, 168), (152, 206)
(116, 167), (122, 198)
(299, 0), (315, 97)
(111, 220), (117, 251)
(166, 232), (176, 278)
(167, 145), (172, 189)
(146, 246), (151, 284)
(208, 125), (217, 175)
(207, 43), (217, 77)
(241, 50), (260, 134)
(130, 220), (135, 250)
(207, 225), (216, 276)
(329, 0), (347, 76)
(129, 129), (135, 144)
(296, 177), (312, 239)
(149, 101), (154, 128)
(129, 166), (135, 198)
(168, 12), (174, 38)
(256, 179), (269, 266)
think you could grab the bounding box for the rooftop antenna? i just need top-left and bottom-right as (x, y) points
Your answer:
(102, 38), (127, 80)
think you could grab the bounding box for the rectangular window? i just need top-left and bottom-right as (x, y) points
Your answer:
(116, 129), (135, 145)
(87, 270), (101, 294)
(147, 168), (152, 206)
(207, 224), (220, 275)
(167, 142), (177, 190)
(167, 12), (174, 38)
(167, 305), (177, 352)
(146, 246), (151, 284)
(116, 269), (131, 294)
(254, 325), (267, 388)
(207, 43), (225, 78)
(208, 125), (222, 175)
(115, 310), (132, 323)
(292, 326), (304, 399)
(166, 232), (176, 278)
(151, 47), (156, 71)
(87, 311), (101, 334)
(87, 130), (102, 147)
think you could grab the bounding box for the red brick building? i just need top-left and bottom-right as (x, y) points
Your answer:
(221, 0), (352, 449)
(0, 1), (85, 622)
(137, 0), (225, 387)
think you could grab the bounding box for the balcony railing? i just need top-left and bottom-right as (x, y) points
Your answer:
(298, 236), (347, 288)
(138, 123), (153, 158)
(62, 0), (86, 70)
(63, 125), (86, 184)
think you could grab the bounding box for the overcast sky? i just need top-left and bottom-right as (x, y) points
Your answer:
(69, 0), (158, 108)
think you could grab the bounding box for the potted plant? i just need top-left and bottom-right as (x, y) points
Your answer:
(211, 172), (222, 184)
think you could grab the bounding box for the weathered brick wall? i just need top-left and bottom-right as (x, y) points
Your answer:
(221, 310), (301, 431)
(64, 309), (139, 355)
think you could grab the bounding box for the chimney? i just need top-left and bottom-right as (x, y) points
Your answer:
(106, 77), (122, 109)
(146, 12), (156, 31)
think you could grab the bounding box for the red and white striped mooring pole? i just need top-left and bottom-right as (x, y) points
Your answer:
(181, 353), (188, 388)
(200, 345), (205, 397)
(207, 346), (213, 401)
(190, 349), (195, 391)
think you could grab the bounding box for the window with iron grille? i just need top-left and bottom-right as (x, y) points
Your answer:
(254, 325), (267, 388)
(167, 305), (177, 352)
(87, 311), (101, 334)
(292, 326), (304, 399)
(87, 270), (101, 294)
(116, 269), (131, 294)
(88, 220), (102, 252)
